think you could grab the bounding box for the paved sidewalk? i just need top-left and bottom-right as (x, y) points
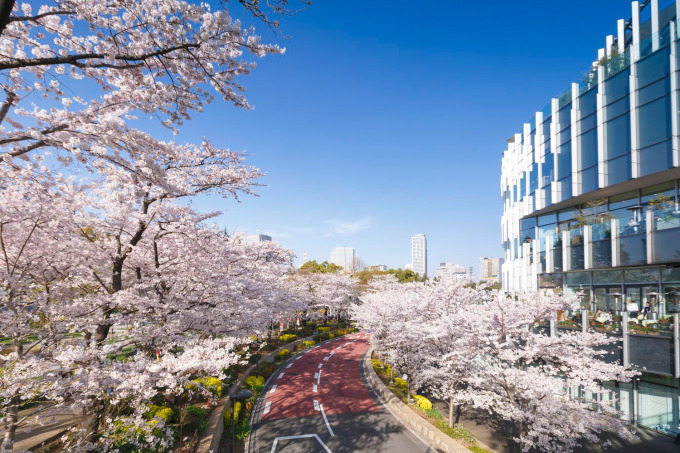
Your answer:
(431, 399), (680, 453)
(0, 406), (82, 452)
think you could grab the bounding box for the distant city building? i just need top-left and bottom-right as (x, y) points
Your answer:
(366, 264), (388, 271)
(436, 263), (468, 283)
(330, 247), (356, 271)
(411, 234), (427, 277)
(242, 234), (272, 244)
(404, 263), (413, 271)
(479, 257), (502, 283)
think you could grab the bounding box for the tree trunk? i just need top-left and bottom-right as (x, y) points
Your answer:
(0, 0), (15, 37)
(1, 393), (19, 451)
(448, 396), (454, 428)
(81, 398), (104, 449)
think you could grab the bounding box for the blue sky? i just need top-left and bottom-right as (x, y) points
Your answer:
(175, 0), (664, 276)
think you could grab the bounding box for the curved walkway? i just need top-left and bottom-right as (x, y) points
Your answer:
(247, 334), (431, 453)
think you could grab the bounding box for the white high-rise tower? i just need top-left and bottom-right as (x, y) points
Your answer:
(411, 234), (427, 278)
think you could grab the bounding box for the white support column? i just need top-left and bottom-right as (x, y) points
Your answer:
(551, 98), (561, 203)
(611, 218), (620, 267)
(646, 209), (654, 264)
(533, 241), (540, 289)
(536, 111), (545, 210)
(546, 234), (554, 272)
(674, 314), (679, 378)
(562, 230), (570, 271)
(571, 82), (581, 197)
(597, 63), (607, 189)
(606, 35), (614, 57)
(632, 1), (641, 61)
(617, 19), (626, 54)
(651, 0), (660, 52)
(623, 311), (630, 367)
(630, 51), (640, 178)
(584, 224), (592, 269)
(671, 21), (680, 167)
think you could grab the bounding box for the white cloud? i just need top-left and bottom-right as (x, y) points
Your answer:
(329, 217), (373, 235)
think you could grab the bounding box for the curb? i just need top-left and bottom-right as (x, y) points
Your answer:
(362, 348), (494, 453)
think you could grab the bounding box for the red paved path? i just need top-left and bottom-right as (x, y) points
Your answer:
(262, 333), (379, 420)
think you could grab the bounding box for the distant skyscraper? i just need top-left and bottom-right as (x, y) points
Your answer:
(330, 247), (356, 271)
(242, 234), (272, 244)
(479, 257), (502, 283)
(411, 234), (427, 277)
(436, 263), (467, 283)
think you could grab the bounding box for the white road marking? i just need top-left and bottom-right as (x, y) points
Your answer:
(278, 372), (284, 379)
(286, 363), (293, 368)
(295, 355), (302, 360)
(313, 399), (320, 411)
(313, 384), (318, 392)
(318, 364), (323, 369)
(314, 372), (319, 379)
(317, 370), (322, 385)
(319, 404), (335, 436)
(329, 351), (335, 356)
(270, 385), (277, 394)
(264, 401), (271, 414)
(270, 434), (332, 453)
(323, 356), (329, 361)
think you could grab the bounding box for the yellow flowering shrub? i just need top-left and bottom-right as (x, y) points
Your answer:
(414, 395), (432, 410)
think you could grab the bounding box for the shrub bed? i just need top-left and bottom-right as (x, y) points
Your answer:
(370, 354), (490, 453)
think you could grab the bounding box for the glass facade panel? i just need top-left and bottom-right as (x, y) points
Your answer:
(654, 228), (680, 263)
(638, 77), (670, 105)
(593, 269), (622, 285)
(640, 139), (673, 177)
(638, 95), (671, 149)
(557, 142), (571, 179)
(591, 221), (612, 268)
(541, 153), (554, 188)
(606, 153), (632, 186)
(538, 212), (557, 226)
(663, 268), (680, 283)
(638, 381), (679, 434)
(619, 235), (647, 266)
(580, 129), (598, 170)
(605, 113), (631, 160)
(605, 96), (630, 120)
(581, 166), (599, 194)
(604, 49), (631, 80)
(624, 268), (659, 284)
(565, 271), (591, 286)
(529, 163), (538, 195)
(541, 118), (551, 139)
(569, 227), (585, 270)
(580, 88), (597, 116)
(605, 67), (630, 101)
(538, 273), (563, 290)
(637, 47), (670, 88)
(558, 103), (571, 127)
(580, 112), (597, 132)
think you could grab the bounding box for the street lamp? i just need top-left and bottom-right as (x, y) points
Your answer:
(230, 389), (253, 453)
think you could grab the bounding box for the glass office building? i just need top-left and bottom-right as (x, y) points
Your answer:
(501, 0), (680, 434)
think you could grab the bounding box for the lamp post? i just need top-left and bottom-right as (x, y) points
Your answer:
(230, 389), (253, 453)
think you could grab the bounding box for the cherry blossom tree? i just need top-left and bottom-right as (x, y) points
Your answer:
(0, 166), (303, 450)
(354, 282), (640, 452)
(294, 270), (359, 323)
(0, 1), (308, 450)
